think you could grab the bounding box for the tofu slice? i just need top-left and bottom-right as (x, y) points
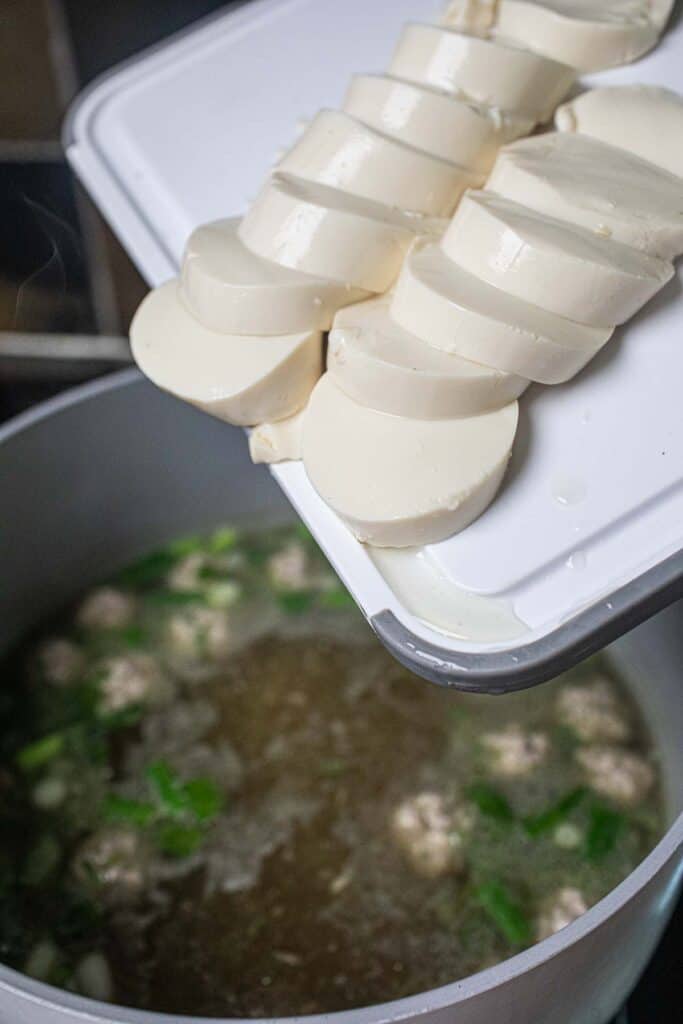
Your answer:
(391, 239), (613, 384)
(650, 0), (676, 29)
(277, 109), (483, 217)
(249, 408), (306, 465)
(329, 295), (528, 419)
(488, 133), (683, 259)
(238, 173), (443, 293)
(556, 86), (683, 180)
(442, 191), (674, 327)
(441, 0), (497, 32)
(302, 375), (519, 548)
(342, 74), (532, 172)
(180, 218), (369, 335)
(444, 0), (660, 73)
(388, 23), (575, 121)
(130, 280), (322, 427)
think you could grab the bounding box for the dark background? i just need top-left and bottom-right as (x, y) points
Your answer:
(0, 2), (680, 1020)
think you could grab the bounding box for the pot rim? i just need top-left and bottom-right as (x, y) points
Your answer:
(0, 368), (682, 1024)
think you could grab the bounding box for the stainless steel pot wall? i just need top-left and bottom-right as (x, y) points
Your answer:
(0, 369), (681, 1024)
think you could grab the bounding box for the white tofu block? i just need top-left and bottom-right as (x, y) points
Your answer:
(343, 73), (532, 172)
(239, 173), (444, 293)
(180, 218), (369, 334)
(329, 294), (528, 418)
(442, 191), (674, 326)
(488, 132), (683, 259)
(303, 375), (519, 548)
(278, 109), (482, 217)
(388, 23), (575, 121)
(130, 280), (322, 426)
(249, 408), (307, 464)
(391, 239), (613, 384)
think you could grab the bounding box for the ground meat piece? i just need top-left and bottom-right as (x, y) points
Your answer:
(38, 638), (84, 687)
(481, 724), (549, 777)
(74, 952), (114, 1002)
(32, 775), (68, 810)
(166, 608), (232, 666)
(536, 887), (588, 941)
(553, 823), (582, 850)
(391, 792), (466, 879)
(267, 542), (312, 592)
(98, 654), (173, 713)
(576, 746), (655, 807)
(556, 677), (631, 743)
(73, 828), (151, 906)
(77, 588), (135, 630)
(168, 554), (205, 592)
(24, 940), (59, 982)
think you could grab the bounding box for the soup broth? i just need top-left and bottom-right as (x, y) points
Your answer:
(0, 525), (664, 1017)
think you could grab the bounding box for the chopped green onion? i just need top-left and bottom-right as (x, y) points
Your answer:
(476, 881), (531, 946)
(103, 795), (156, 827)
(205, 582), (242, 609)
(146, 760), (187, 816)
(242, 543), (270, 568)
(585, 804), (624, 861)
(277, 591), (314, 615)
(448, 706), (471, 724)
(467, 783), (515, 824)
(524, 788), (587, 838)
(209, 527), (239, 554)
(198, 564), (228, 581)
(320, 588), (355, 610)
(318, 759), (347, 778)
(120, 625), (147, 649)
(168, 536), (204, 558)
(156, 823), (204, 858)
(182, 779), (223, 822)
(17, 733), (65, 772)
(117, 550), (177, 586)
(145, 761), (223, 823)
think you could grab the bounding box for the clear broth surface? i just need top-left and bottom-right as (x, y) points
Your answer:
(0, 525), (664, 1016)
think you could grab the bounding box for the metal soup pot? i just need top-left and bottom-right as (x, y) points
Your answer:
(1, 369), (682, 1024)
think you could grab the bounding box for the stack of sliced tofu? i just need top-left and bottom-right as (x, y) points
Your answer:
(131, 0), (681, 549)
(132, 13), (571, 418)
(310, 130), (680, 546)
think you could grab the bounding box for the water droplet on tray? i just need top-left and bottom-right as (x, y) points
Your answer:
(552, 476), (587, 507)
(566, 551), (587, 571)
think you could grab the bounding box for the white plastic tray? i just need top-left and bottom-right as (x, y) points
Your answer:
(65, 0), (683, 691)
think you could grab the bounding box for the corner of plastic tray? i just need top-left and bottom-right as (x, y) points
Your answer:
(371, 548), (683, 694)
